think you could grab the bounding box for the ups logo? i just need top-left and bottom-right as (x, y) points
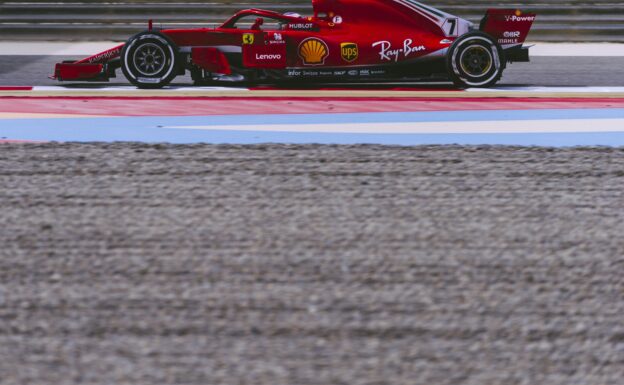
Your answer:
(341, 42), (358, 62)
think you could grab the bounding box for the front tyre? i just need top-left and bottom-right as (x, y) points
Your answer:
(447, 32), (504, 88)
(121, 32), (178, 89)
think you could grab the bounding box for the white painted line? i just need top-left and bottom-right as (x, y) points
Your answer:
(165, 119), (624, 134)
(31, 86), (248, 92)
(0, 112), (103, 119)
(528, 43), (624, 57)
(28, 85), (624, 94)
(0, 42), (623, 57)
(0, 41), (122, 56)
(466, 86), (624, 93)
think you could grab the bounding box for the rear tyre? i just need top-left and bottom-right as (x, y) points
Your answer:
(447, 32), (504, 88)
(121, 32), (178, 89)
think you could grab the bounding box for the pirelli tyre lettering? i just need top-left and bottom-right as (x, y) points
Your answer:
(121, 32), (179, 89)
(446, 32), (505, 88)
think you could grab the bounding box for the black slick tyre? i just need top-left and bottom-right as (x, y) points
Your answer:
(121, 32), (178, 89)
(446, 32), (504, 88)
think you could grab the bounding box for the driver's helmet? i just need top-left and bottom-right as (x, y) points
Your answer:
(283, 12), (302, 18)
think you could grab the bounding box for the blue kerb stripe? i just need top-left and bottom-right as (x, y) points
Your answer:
(2, 108), (623, 129)
(1, 108), (623, 146)
(6, 128), (624, 147)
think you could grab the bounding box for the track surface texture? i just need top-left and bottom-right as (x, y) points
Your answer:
(1, 143), (624, 385)
(1, 56), (624, 86)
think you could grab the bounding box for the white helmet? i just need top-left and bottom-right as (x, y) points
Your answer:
(283, 12), (302, 18)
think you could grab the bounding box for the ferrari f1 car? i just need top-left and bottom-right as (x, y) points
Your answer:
(52, 0), (536, 88)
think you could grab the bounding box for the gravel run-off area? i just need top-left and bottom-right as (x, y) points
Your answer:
(1, 143), (624, 385)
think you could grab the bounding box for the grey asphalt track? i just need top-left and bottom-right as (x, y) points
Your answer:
(0, 55), (624, 86)
(1, 143), (624, 385)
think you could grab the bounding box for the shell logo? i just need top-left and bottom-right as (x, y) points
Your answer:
(298, 38), (329, 66)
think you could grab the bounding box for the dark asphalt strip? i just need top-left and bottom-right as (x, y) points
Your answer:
(0, 56), (623, 86)
(1, 143), (623, 385)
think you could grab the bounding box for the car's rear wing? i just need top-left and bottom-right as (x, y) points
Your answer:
(480, 9), (536, 62)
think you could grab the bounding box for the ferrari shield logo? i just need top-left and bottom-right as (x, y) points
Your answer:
(341, 42), (358, 62)
(242, 33), (254, 45)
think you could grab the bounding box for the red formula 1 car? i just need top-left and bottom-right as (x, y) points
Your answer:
(52, 0), (535, 88)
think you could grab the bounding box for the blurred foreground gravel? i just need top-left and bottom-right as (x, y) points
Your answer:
(1, 143), (624, 385)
